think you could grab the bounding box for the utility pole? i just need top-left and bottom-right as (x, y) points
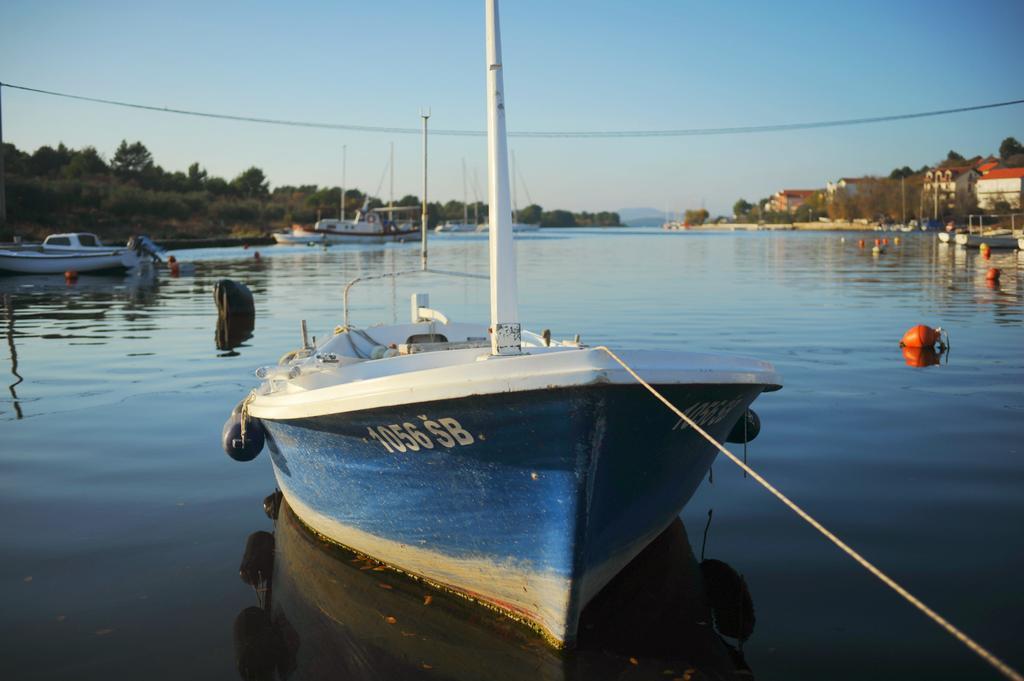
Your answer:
(340, 145), (347, 222)
(0, 82), (7, 228)
(420, 109), (430, 271)
(901, 176), (906, 225)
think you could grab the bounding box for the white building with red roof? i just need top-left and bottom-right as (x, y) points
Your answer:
(976, 168), (1024, 210)
(769, 189), (816, 213)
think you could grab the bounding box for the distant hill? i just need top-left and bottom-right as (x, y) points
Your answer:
(618, 207), (664, 227)
(623, 216), (665, 227)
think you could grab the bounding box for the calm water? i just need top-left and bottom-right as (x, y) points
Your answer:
(1, 229), (1022, 680)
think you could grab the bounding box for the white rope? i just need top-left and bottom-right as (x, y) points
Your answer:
(595, 346), (1022, 681)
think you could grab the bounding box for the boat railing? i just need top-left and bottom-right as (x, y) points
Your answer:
(342, 268), (487, 329)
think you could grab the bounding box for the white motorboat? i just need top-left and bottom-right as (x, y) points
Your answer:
(223, 0), (780, 647)
(474, 222), (540, 233)
(0, 233), (157, 274)
(435, 220), (478, 233)
(272, 225), (326, 245)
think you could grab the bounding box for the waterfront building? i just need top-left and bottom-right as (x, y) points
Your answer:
(826, 177), (867, 199)
(922, 166), (979, 211)
(975, 168), (1024, 210)
(769, 189), (816, 213)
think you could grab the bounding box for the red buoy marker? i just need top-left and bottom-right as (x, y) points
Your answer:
(64, 270), (78, 283)
(986, 267), (1001, 281)
(900, 324), (939, 348)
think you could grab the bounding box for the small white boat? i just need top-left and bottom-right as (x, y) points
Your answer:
(474, 222), (540, 233)
(954, 230), (1017, 249)
(0, 233), (155, 274)
(272, 225), (326, 245)
(435, 221), (478, 233)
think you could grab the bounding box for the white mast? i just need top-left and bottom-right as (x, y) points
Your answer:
(421, 110), (430, 271)
(511, 149), (518, 224)
(486, 0), (520, 355)
(340, 145), (347, 222)
(462, 157), (469, 226)
(389, 141), (395, 224)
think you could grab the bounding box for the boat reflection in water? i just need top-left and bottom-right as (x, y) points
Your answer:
(233, 495), (755, 680)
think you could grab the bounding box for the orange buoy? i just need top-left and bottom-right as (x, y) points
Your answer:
(900, 324), (939, 348)
(168, 255), (177, 264)
(982, 249), (991, 260)
(858, 239), (865, 248)
(902, 346), (941, 368)
(874, 238), (881, 246)
(882, 238), (889, 245)
(169, 261), (181, 277)
(986, 267), (1001, 281)
(254, 251), (261, 260)
(64, 270), (78, 282)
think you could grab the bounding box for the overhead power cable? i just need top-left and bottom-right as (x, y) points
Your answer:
(1, 81), (1021, 139)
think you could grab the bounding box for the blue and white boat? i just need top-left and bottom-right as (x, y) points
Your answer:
(227, 0), (781, 647)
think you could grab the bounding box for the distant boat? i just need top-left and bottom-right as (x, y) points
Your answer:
(225, 0), (780, 647)
(272, 225), (325, 245)
(313, 207), (419, 244)
(474, 221), (539, 233)
(273, 208), (420, 245)
(0, 233), (158, 274)
(435, 220), (478, 233)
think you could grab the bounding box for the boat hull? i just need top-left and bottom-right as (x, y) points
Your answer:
(261, 382), (764, 645)
(0, 249), (138, 274)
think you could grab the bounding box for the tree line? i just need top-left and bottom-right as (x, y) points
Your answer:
(0, 139), (620, 240)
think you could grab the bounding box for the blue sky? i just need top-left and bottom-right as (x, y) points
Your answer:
(2, 0), (1022, 216)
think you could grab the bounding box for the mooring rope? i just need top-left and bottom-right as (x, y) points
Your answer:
(595, 346), (1022, 681)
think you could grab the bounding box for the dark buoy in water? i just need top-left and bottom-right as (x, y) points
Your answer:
(700, 558), (755, 642)
(215, 279), (255, 352)
(215, 279), (255, 317)
(726, 409), (760, 444)
(240, 531), (275, 587)
(264, 490), (283, 520)
(233, 606), (279, 680)
(222, 412), (265, 462)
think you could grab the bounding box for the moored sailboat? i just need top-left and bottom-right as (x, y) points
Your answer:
(224, 0), (781, 647)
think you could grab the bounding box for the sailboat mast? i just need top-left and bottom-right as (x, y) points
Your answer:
(389, 141), (395, 224)
(511, 150), (518, 224)
(462, 158), (469, 226)
(421, 110), (430, 271)
(340, 145), (347, 222)
(485, 0), (520, 354)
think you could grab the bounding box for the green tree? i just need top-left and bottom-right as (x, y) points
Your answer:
(540, 209), (575, 227)
(28, 144), (73, 177)
(62, 146), (108, 179)
(684, 208), (709, 225)
(732, 199), (753, 218)
(999, 137), (1023, 160)
(231, 166), (269, 199)
(187, 162), (208, 190)
(518, 203), (542, 224)
(111, 140), (154, 176)
(945, 150), (965, 164)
